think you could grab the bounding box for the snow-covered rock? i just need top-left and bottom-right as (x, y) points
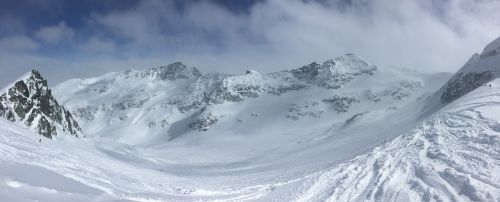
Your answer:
(440, 36), (500, 104)
(0, 70), (81, 138)
(48, 53), (440, 146)
(290, 54), (377, 89)
(207, 70), (264, 104)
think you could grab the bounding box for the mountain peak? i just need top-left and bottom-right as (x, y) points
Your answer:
(438, 36), (500, 104)
(0, 69), (82, 138)
(290, 53), (377, 89)
(141, 62), (202, 81)
(480, 36), (500, 59)
(29, 69), (43, 79)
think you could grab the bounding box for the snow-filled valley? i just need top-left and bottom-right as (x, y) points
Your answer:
(1, 37), (500, 201)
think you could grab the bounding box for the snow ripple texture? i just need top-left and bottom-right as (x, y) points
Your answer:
(299, 85), (500, 202)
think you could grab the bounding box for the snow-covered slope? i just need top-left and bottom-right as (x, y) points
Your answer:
(0, 68), (498, 201)
(53, 54), (445, 148)
(2, 36), (500, 201)
(0, 70), (81, 138)
(298, 80), (500, 201)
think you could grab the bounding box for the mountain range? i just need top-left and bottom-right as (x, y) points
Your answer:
(0, 37), (499, 201)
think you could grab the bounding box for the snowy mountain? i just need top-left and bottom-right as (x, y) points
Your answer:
(53, 54), (444, 146)
(0, 70), (81, 138)
(1, 37), (500, 201)
(439, 37), (500, 104)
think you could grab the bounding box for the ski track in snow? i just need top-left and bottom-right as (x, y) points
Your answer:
(297, 85), (500, 202)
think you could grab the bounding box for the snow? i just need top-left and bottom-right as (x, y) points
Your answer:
(1, 50), (500, 201)
(483, 36), (500, 53)
(451, 36), (500, 76)
(2, 75), (499, 201)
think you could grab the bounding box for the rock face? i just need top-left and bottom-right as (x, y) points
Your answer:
(208, 70), (264, 104)
(291, 54), (377, 89)
(0, 70), (82, 138)
(439, 36), (500, 104)
(322, 95), (359, 113)
(138, 62), (202, 81)
(188, 109), (224, 131)
(440, 71), (494, 104)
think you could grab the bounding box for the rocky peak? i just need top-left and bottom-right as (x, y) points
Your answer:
(480, 36), (500, 59)
(291, 54), (377, 89)
(323, 53), (377, 75)
(0, 69), (82, 138)
(142, 62), (202, 81)
(440, 36), (500, 104)
(207, 70), (264, 104)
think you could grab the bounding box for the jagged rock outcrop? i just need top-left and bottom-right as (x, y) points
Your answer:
(188, 107), (225, 131)
(119, 62), (202, 81)
(286, 100), (324, 120)
(141, 62), (202, 81)
(208, 70), (264, 104)
(439, 36), (500, 104)
(440, 71), (494, 103)
(0, 70), (82, 138)
(291, 54), (377, 89)
(322, 95), (359, 113)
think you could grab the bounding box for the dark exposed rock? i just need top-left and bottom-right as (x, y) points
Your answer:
(286, 101), (324, 120)
(267, 83), (308, 95)
(112, 95), (150, 111)
(0, 69), (82, 138)
(148, 122), (157, 128)
(440, 71), (494, 104)
(291, 62), (347, 89)
(290, 55), (377, 89)
(322, 95), (359, 113)
(142, 62), (202, 81)
(74, 106), (99, 121)
(208, 82), (261, 104)
(480, 50), (498, 59)
(188, 107), (224, 131)
(189, 112), (220, 131)
(206, 72), (264, 104)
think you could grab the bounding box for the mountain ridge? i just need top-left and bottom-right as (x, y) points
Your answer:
(1, 38), (500, 201)
(51, 53), (444, 145)
(0, 69), (82, 138)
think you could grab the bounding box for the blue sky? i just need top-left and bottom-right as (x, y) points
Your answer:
(0, 0), (500, 87)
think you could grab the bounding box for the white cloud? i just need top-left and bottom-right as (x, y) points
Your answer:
(84, 0), (500, 74)
(2, 0), (500, 87)
(0, 35), (39, 52)
(34, 21), (74, 45)
(79, 37), (116, 53)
